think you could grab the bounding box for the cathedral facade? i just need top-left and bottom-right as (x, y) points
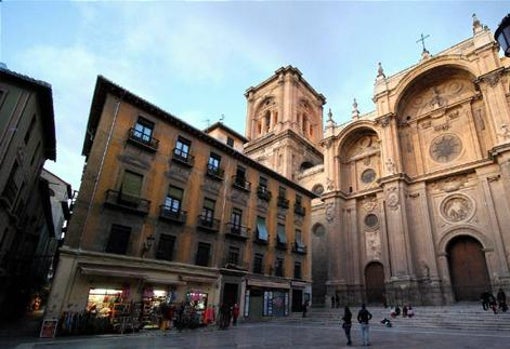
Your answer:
(243, 17), (510, 306)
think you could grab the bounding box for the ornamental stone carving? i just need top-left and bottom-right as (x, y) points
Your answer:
(429, 134), (462, 163)
(386, 187), (399, 211)
(325, 202), (336, 223)
(440, 194), (474, 223)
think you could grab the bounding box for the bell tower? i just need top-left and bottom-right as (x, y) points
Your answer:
(244, 66), (325, 180)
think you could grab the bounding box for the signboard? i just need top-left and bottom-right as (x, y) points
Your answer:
(40, 319), (58, 338)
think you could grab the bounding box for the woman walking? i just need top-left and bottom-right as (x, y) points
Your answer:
(341, 306), (353, 346)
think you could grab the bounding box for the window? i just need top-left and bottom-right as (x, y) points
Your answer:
(294, 261), (302, 280)
(105, 224), (131, 255)
(201, 198), (215, 225)
(227, 137), (234, 147)
(227, 246), (240, 265)
(24, 114), (36, 144)
(277, 224), (287, 245)
(207, 152), (222, 176)
(120, 170), (143, 205)
(278, 186), (287, 198)
(231, 208), (242, 231)
(259, 176), (268, 190)
(133, 117), (154, 143)
(156, 234), (176, 261)
(275, 257), (284, 277)
(235, 166), (247, 187)
(295, 194), (302, 206)
(264, 111), (271, 132)
(30, 142), (41, 166)
(164, 186), (183, 214)
(195, 242), (211, 266)
(253, 253), (263, 274)
(174, 137), (191, 160)
(295, 229), (303, 245)
(2, 161), (20, 204)
(256, 216), (268, 242)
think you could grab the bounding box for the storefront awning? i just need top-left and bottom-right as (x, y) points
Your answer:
(80, 266), (145, 279)
(247, 279), (290, 289)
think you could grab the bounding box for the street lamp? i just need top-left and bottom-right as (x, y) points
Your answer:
(495, 14), (510, 57)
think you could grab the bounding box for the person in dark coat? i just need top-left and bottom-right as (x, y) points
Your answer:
(357, 304), (372, 347)
(497, 289), (507, 312)
(341, 306), (353, 346)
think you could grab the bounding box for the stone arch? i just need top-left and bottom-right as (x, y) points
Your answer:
(437, 225), (493, 254)
(391, 55), (477, 113)
(336, 125), (381, 194)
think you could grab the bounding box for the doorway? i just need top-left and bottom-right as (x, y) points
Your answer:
(447, 235), (490, 301)
(222, 283), (239, 306)
(365, 262), (385, 305)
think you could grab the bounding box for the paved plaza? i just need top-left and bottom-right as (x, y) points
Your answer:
(3, 321), (510, 349)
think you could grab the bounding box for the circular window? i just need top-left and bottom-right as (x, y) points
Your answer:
(429, 134), (462, 163)
(364, 214), (379, 228)
(361, 169), (376, 184)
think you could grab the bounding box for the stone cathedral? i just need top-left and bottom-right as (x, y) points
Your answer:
(243, 16), (510, 306)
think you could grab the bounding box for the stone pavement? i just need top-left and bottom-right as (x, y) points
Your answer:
(2, 321), (510, 349)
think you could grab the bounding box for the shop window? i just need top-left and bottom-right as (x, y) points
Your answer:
(87, 288), (124, 317)
(163, 186), (183, 214)
(133, 117), (154, 144)
(255, 216), (268, 242)
(294, 261), (302, 280)
(105, 224), (131, 255)
(195, 242), (211, 266)
(156, 234), (176, 261)
(187, 291), (208, 310)
(174, 136), (191, 161)
(253, 253), (263, 274)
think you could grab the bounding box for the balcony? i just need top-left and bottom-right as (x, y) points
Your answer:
(256, 186), (272, 201)
(206, 166), (224, 181)
(294, 204), (306, 216)
(275, 238), (287, 251)
(104, 189), (150, 216)
(171, 148), (195, 167)
(158, 205), (187, 224)
(277, 196), (290, 209)
(232, 175), (251, 192)
(197, 215), (220, 233)
(292, 241), (307, 255)
(222, 257), (249, 271)
(224, 223), (249, 241)
(127, 128), (159, 152)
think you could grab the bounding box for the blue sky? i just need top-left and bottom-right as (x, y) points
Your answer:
(1, 0), (508, 190)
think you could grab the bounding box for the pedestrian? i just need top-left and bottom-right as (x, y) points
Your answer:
(407, 305), (414, 318)
(357, 303), (372, 347)
(302, 300), (309, 317)
(335, 294), (340, 308)
(232, 303), (240, 325)
(331, 296), (335, 308)
(402, 304), (408, 317)
(488, 293), (498, 314)
(497, 288), (507, 312)
(480, 291), (491, 311)
(341, 306), (353, 346)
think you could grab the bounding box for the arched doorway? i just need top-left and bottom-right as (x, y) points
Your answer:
(447, 235), (490, 301)
(365, 262), (385, 305)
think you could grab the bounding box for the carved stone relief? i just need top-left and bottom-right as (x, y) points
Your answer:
(325, 202), (336, 223)
(429, 133), (462, 163)
(365, 230), (382, 260)
(440, 194), (475, 223)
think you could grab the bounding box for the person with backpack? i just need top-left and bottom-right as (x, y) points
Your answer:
(357, 304), (373, 346)
(341, 306), (353, 346)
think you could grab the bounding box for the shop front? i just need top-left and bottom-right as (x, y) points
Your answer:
(244, 279), (290, 319)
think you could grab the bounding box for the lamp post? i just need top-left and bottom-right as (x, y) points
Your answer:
(495, 14), (510, 57)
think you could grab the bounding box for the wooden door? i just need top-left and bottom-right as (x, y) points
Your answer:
(447, 236), (490, 301)
(365, 262), (385, 304)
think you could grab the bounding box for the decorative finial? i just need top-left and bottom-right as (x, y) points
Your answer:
(377, 62), (386, 78)
(472, 13), (483, 34)
(219, 114), (225, 122)
(326, 108), (335, 129)
(352, 98), (360, 119)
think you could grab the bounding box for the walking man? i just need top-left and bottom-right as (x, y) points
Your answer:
(357, 303), (372, 346)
